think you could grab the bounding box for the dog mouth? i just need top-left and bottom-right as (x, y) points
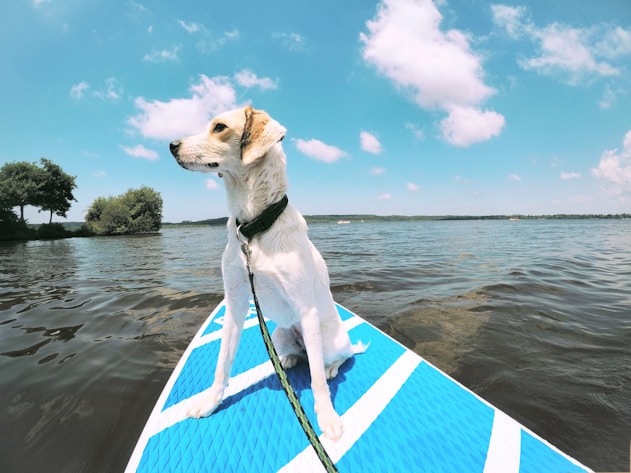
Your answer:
(206, 162), (223, 177)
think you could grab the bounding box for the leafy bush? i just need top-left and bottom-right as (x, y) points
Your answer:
(37, 223), (71, 239)
(0, 208), (33, 240)
(85, 186), (162, 235)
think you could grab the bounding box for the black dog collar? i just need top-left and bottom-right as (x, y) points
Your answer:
(236, 195), (289, 240)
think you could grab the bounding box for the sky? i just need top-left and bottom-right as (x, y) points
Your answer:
(2, 0), (631, 223)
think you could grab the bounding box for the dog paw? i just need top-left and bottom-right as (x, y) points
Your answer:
(317, 409), (343, 442)
(324, 359), (344, 380)
(187, 386), (223, 419)
(280, 354), (302, 370)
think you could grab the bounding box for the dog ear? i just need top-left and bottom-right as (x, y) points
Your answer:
(240, 105), (286, 165)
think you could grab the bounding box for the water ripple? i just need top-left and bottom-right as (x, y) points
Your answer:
(1, 220), (630, 471)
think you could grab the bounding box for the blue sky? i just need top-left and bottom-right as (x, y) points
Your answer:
(3, 0), (631, 223)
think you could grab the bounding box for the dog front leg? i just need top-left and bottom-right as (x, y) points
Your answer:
(187, 296), (249, 418)
(301, 309), (344, 441)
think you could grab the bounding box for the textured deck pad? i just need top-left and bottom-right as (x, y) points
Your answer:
(126, 301), (591, 473)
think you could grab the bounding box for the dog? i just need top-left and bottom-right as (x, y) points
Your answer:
(169, 105), (366, 441)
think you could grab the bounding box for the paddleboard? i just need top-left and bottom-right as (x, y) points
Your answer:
(126, 300), (592, 472)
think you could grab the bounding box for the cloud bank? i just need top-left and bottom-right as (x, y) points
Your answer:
(360, 131), (383, 154)
(127, 71), (275, 140)
(122, 144), (159, 161)
(293, 138), (348, 163)
(491, 4), (631, 85)
(592, 130), (631, 194)
(360, 0), (505, 146)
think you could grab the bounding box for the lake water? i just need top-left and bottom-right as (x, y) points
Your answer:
(1, 220), (629, 472)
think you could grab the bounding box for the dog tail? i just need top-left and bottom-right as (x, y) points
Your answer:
(352, 341), (370, 355)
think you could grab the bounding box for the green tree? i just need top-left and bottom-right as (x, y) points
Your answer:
(0, 207), (28, 240)
(123, 186), (163, 234)
(0, 161), (43, 222)
(36, 158), (77, 223)
(85, 186), (162, 235)
(85, 196), (107, 226)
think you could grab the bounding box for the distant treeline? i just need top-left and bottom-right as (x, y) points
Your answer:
(159, 213), (631, 227)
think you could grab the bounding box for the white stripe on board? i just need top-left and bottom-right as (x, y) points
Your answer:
(483, 409), (522, 473)
(342, 314), (364, 332)
(190, 315), (260, 350)
(278, 350), (421, 473)
(134, 316), (367, 442)
(124, 300), (227, 473)
(191, 311), (364, 351)
(148, 359), (277, 436)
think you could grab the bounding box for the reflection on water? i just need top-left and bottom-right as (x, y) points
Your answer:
(0, 230), (226, 473)
(380, 291), (490, 374)
(1, 220), (630, 472)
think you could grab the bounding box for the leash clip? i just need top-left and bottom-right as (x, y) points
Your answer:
(237, 224), (253, 272)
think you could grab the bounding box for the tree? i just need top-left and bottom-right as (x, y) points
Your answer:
(0, 207), (27, 240)
(123, 186), (163, 234)
(36, 158), (77, 223)
(0, 158), (77, 224)
(0, 161), (43, 222)
(85, 186), (162, 235)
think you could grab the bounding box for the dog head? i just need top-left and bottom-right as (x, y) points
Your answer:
(169, 106), (286, 176)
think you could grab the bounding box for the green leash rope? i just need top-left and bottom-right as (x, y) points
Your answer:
(240, 238), (339, 473)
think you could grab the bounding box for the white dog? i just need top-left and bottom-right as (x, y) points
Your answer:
(169, 105), (366, 441)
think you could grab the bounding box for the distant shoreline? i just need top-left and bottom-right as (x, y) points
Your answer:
(161, 213), (631, 227)
(21, 213), (630, 233)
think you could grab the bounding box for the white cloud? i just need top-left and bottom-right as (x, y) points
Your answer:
(492, 4), (630, 85)
(440, 106), (505, 147)
(378, 193), (392, 200)
(92, 170), (107, 177)
(489, 5), (526, 38)
(509, 173), (522, 181)
(560, 171), (582, 180)
(273, 32), (306, 52)
(405, 122), (425, 141)
(205, 179), (219, 190)
(407, 182), (420, 191)
(598, 85), (619, 110)
(33, 0), (50, 6)
(223, 29), (240, 41)
(361, 0), (495, 109)
(128, 74), (238, 140)
(595, 27), (631, 58)
(520, 24), (619, 84)
(370, 167), (386, 175)
(360, 131), (383, 154)
(128, 2), (149, 17)
(143, 46), (179, 63)
(361, 0), (504, 146)
(71, 78), (123, 102)
(234, 70), (278, 90)
(122, 144), (159, 161)
(186, 25), (240, 53)
(177, 19), (200, 34)
(293, 138), (348, 163)
(592, 130), (631, 189)
(70, 81), (89, 100)
(94, 77), (122, 101)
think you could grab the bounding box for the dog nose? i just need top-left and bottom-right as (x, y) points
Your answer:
(169, 140), (181, 156)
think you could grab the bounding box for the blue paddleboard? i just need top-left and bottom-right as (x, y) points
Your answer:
(126, 300), (591, 472)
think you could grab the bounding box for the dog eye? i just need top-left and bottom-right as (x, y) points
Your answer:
(213, 123), (227, 133)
